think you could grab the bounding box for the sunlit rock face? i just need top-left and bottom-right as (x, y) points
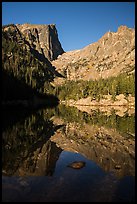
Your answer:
(52, 25), (135, 84)
(16, 23), (64, 61)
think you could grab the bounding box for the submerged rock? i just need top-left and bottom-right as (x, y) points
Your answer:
(67, 161), (86, 169)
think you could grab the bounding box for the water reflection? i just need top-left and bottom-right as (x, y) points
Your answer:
(2, 107), (62, 176)
(2, 105), (135, 202)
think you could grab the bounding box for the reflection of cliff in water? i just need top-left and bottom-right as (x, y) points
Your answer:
(15, 140), (62, 176)
(2, 104), (135, 178)
(2, 108), (62, 176)
(50, 105), (135, 178)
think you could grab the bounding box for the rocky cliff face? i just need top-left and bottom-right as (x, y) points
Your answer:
(2, 23), (65, 100)
(16, 23), (64, 61)
(52, 25), (135, 84)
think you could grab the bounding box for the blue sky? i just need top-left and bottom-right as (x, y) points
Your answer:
(2, 2), (135, 51)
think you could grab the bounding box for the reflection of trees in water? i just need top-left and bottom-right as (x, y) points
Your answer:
(2, 108), (62, 176)
(56, 105), (135, 137)
(2, 104), (135, 177)
(50, 105), (135, 178)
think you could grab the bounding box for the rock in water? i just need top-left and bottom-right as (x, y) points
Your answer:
(67, 161), (86, 169)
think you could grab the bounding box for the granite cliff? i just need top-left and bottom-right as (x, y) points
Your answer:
(2, 23), (64, 103)
(16, 23), (64, 61)
(52, 25), (135, 84)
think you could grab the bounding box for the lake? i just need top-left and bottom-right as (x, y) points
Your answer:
(2, 104), (135, 202)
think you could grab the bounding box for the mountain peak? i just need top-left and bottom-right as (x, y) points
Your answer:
(16, 23), (64, 61)
(117, 25), (134, 32)
(52, 25), (135, 84)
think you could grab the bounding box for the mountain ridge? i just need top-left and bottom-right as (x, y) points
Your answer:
(52, 25), (135, 85)
(2, 23), (135, 106)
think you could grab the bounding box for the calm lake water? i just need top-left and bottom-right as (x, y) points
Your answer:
(2, 104), (135, 202)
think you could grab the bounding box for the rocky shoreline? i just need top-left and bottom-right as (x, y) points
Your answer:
(61, 94), (135, 106)
(60, 94), (135, 116)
